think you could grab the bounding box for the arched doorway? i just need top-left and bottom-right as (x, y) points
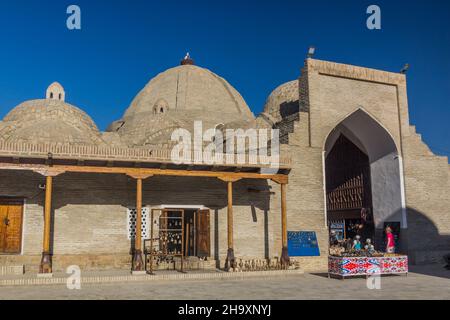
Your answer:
(324, 109), (406, 252)
(326, 134), (374, 242)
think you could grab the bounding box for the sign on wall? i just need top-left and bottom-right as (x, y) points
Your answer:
(288, 231), (320, 257)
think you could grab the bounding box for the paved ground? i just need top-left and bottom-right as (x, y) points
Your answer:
(0, 265), (449, 300)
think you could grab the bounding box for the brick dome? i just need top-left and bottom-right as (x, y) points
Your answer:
(0, 99), (104, 145)
(263, 80), (299, 123)
(110, 63), (256, 147)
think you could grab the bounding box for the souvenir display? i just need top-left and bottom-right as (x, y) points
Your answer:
(364, 239), (375, 255)
(232, 258), (300, 272)
(145, 210), (185, 273)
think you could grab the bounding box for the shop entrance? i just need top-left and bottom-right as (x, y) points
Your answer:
(326, 134), (375, 243)
(183, 209), (211, 258)
(324, 109), (405, 252)
(146, 208), (210, 272)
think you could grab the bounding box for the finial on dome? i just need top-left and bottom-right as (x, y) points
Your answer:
(180, 52), (195, 65)
(46, 82), (65, 102)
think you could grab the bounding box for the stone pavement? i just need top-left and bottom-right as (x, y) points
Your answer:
(0, 265), (449, 300)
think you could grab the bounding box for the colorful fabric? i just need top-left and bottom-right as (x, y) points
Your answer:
(328, 256), (408, 277)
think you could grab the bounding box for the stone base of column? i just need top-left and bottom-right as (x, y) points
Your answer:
(280, 246), (290, 269)
(225, 248), (236, 271)
(132, 249), (144, 272)
(39, 252), (52, 274)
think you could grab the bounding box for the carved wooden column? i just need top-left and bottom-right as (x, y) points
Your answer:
(272, 176), (290, 268)
(280, 183), (290, 268)
(225, 180), (235, 270)
(40, 175), (53, 274)
(219, 176), (240, 271)
(34, 169), (65, 276)
(132, 178), (144, 272)
(128, 173), (153, 273)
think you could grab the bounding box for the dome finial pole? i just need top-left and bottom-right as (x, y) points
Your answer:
(181, 52), (195, 66)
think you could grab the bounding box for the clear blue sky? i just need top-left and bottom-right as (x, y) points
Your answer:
(0, 0), (449, 158)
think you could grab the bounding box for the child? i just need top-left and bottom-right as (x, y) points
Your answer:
(352, 235), (362, 251)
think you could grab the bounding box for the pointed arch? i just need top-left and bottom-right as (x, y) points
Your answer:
(323, 108), (407, 251)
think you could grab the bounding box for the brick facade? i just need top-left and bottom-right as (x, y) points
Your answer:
(1, 58), (449, 273)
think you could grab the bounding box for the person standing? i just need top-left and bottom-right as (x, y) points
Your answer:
(385, 226), (396, 253)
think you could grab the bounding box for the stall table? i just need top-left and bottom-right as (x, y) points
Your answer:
(328, 255), (408, 279)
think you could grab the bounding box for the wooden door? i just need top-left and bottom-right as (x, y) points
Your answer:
(196, 210), (210, 258)
(0, 200), (24, 254)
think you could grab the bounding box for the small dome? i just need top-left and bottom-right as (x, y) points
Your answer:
(46, 82), (66, 101)
(263, 80), (299, 123)
(0, 99), (104, 145)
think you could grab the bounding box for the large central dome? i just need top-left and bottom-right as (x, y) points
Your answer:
(123, 64), (254, 120)
(109, 61), (256, 147)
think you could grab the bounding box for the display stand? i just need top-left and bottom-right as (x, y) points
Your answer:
(145, 209), (185, 274)
(328, 255), (408, 279)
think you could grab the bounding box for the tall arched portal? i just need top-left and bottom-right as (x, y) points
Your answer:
(324, 109), (406, 252)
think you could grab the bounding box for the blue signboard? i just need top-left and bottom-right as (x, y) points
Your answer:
(288, 231), (320, 257)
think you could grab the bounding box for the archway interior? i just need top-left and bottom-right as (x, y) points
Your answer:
(325, 110), (404, 250)
(326, 134), (374, 242)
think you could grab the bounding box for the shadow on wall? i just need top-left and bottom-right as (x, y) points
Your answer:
(405, 207), (450, 267)
(26, 172), (273, 262)
(377, 206), (450, 278)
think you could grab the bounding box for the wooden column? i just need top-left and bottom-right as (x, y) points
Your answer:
(39, 175), (53, 274)
(132, 177), (144, 272)
(225, 180), (236, 271)
(280, 183), (290, 268)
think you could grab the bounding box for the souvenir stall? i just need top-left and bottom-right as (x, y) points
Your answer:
(145, 209), (185, 273)
(328, 233), (408, 279)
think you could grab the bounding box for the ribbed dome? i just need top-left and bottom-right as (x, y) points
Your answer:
(0, 99), (104, 145)
(123, 64), (254, 121)
(263, 80), (299, 123)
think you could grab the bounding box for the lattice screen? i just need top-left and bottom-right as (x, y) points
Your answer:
(127, 207), (150, 240)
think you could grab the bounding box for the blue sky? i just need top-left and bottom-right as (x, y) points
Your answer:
(0, 0), (449, 157)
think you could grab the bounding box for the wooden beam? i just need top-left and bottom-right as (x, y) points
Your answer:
(34, 169), (66, 177)
(39, 175), (53, 274)
(217, 176), (242, 183)
(271, 175), (289, 185)
(126, 173), (154, 180)
(0, 162), (288, 182)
